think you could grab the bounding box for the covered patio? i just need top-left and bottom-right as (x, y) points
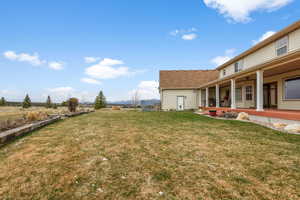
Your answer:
(199, 50), (300, 121)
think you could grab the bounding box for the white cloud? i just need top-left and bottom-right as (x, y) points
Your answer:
(0, 89), (10, 95)
(86, 65), (130, 79)
(46, 87), (97, 102)
(80, 78), (102, 85)
(0, 89), (23, 101)
(48, 86), (74, 94)
(170, 28), (198, 40)
(252, 31), (276, 45)
(48, 62), (64, 70)
(47, 87), (75, 102)
(3, 51), (45, 66)
(203, 0), (293, 23)
(99, 58), (124, 66)
(211, 48), (236, 66)
(211, 56), (232, 66)
(85, 58), (137, 79)
(129, 81), (159, 100)
(3, 50), (66, 70)
(182, 33), (198, 40)
(84, 57), (101, 63)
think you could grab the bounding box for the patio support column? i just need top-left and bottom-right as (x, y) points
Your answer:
(216, 84), (220, 108)
(199, 89), (202, 107)
(206, 87), (209, 107)
(231, 79), (236, 109)
(256, 70), (264, 111)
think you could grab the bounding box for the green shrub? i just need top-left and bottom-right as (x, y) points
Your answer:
(68, 98), (79, 112)
(0, 97), (6, 106)
(22, 94), (31, 109)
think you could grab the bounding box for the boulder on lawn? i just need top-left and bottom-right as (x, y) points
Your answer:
(273, 123), (287, 129)
(236, 112), (249, 121)
(284, 124), (300, 134)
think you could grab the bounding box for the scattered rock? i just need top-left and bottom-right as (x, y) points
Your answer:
(284, 124), (300, 134)
(102, 157), (108, 161)
(236, 112), (250, 121)
(273, 123), (288, 129)
(224, 112), (238, 119)
(158, 191), (164, 196)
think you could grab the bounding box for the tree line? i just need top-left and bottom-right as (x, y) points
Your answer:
(0, 90), (107, 110)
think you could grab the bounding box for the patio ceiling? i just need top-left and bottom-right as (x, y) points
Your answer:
(264, 58), (300, 77)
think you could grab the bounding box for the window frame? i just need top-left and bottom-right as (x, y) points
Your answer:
(276, 36), (289, 57)
(223, 69), (226, 76)
(234, 60), (243, 73)
(283, 76), (300, 101)
(236, 87), (242, 102)
(245, 86), (253, 101)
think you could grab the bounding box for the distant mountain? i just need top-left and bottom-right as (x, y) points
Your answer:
(108, 99), (160, 105)
(108, 100), (132, 105)
(140, 99), (160, 106)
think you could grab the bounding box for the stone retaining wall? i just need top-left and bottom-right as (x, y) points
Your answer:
(0, 116), (61, 145)
(0, 110), (94, 146)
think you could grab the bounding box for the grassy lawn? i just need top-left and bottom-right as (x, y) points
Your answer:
(0, 110), (299, 200)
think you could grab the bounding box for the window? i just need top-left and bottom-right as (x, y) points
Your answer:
(245, 86), (253, 101)
(234, 60), (243, 73)
(223, 69), (226, 76)
(284, 77), (300, 99)
(276, 36), (288, 56)
(236, 88), (242, 102)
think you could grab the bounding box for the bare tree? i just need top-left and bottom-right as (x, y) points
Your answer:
(131, 90), (140, 108)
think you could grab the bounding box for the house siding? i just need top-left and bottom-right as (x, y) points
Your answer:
(220, 27), (300, 78)
(161, 89), (199, 110)
(289, 28), (300, 51)
(264, 69), (300, 110)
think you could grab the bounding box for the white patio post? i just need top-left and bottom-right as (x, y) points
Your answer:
(199, 89), (202, 107)
(231, 79), (236, 109)
(216, 84), (220, 108)
(206, 87), (209, 107)
(256, 70), (264, 111)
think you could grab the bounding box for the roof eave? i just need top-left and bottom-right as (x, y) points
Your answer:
(200, 49), (300, 88)
(216, 19), (300, 71)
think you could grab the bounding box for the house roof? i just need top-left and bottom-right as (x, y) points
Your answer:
(217, 19), (300, 70)
(159, 70), (219, 89)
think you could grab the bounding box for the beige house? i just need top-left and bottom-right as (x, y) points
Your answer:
(159, 70), (218, 110)
(160, 20), (300, 120)
(200, 20), (300, 112)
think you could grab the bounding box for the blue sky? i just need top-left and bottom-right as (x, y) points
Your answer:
(1, 0), (299, 102)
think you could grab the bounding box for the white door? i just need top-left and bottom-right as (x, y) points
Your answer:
(177, 96), (184, 111)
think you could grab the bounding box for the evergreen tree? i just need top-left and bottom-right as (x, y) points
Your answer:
(94, 91), (106, 109)
(0, 97), (6, 106)
(22, 94), (32, 108)
(94, 96), (101, 110)
(45, 95), (52, 108)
